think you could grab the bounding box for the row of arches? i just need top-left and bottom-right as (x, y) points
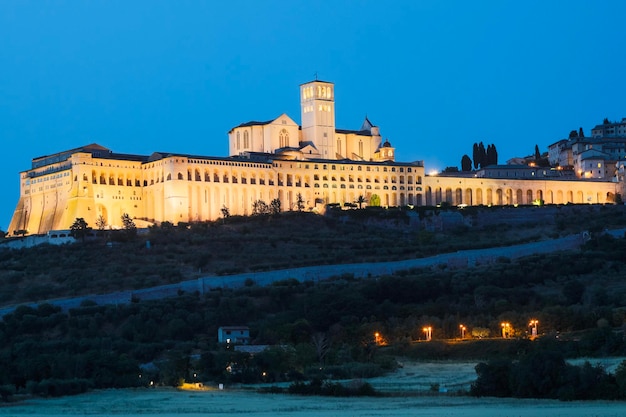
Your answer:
(424, 186), (609, 206)
(86, 170), (142, 187)
(85, 165), (425, 193)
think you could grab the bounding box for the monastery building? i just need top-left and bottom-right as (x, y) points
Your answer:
(8, 80), (620, 235)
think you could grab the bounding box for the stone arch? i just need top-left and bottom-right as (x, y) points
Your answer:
(505, 188), (512, 205)
(556, 190), (564, 204)
(435, 187), (442, 205)
(495, 189), (503, 205)
(516, 189), (523, 205)
(425, 186), (433, 206)
(465, 188), (473, 205)
(526, 190), (533, 205)
(476, 188), (483, 205)
(455, 188), (463, 205)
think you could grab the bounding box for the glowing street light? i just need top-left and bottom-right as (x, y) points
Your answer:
(374, 332), (381, 345)
(459, 324), (466, 339)
(423, 326), (432, 341)
(529, 319), (539, 338)
(501, 322), (511, 339)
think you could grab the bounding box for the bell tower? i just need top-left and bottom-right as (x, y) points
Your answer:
(300, 80), (336, 159)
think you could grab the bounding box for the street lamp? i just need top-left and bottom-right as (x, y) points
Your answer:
(374, 332), (380, 345)
(529, 319), (538, 338)
(423, 326), (432, 341)
(501, 322), (510, 339)
(459, 324), (466, 339)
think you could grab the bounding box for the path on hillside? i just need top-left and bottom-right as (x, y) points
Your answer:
(2, 228), (624, 316)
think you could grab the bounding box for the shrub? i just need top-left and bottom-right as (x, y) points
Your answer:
(27, 378), (92, 397)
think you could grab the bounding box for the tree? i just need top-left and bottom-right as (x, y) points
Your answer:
(443, 166), (459, 173)
(534, 144), (541, 160)
(96, 215), (107, 231)
(70, 218), (90, 242)
(472, 143), (480, 170)
(252, 200), (269, 215)
(311, 332), (331, 366)
(471, 359), (512, 397)
(370, 194), (381, 207)
(486, 144), (498, 166)
(579, 127), (585, 138)
(477, 142), (486, 168)
(355, 194), (367, 209)
(270, 198), (281, 215)
(220, 205), (230, 219)
(121, 213), (137, 238)
(461, 154), (472, 171)
(295, 193), (305, 212)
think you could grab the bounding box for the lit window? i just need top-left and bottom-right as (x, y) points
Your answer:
(279, 129), (289, 148)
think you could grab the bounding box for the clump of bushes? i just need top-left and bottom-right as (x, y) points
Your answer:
(286, 378), (379, 396)
(470, 350), (626, 400)
(26, 378), (92, 397)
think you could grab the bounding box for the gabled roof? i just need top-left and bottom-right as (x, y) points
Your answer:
(336, 128), (373, 136)
(361, 116), (376, 131)
(299, 79), (333, 85)
(229, 113), (298, 133)
(232, 119), (274, 128)
(299, 141), (318, 151)
(578, 148), (611, 161)
(32, 143), (111, 162)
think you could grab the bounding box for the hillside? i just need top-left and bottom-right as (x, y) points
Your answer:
(1, 204), (625, 308)
(2, 204), (626, 401)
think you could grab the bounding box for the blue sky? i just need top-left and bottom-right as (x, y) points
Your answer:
(2, 1), (626, 230)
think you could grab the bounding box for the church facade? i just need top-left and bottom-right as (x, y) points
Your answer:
(8, 80), (620, 235)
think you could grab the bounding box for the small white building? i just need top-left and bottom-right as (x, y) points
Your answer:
(217, 326), (250, 344)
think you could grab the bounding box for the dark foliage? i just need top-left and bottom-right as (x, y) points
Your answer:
(2, 207), (626, 399)
(472, 349), (622, 400)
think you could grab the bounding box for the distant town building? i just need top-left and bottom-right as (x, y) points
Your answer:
(547, 118), (626, 180)
(218, 326), (250, 344)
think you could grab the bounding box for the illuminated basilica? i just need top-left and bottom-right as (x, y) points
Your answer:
(8, 80), (620, 235)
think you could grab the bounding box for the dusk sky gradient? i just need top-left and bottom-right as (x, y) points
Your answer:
(2, 1), (626, 230)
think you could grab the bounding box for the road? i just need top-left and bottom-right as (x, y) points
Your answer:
(1, 228), (624, 317)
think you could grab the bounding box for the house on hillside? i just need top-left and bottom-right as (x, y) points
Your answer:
(217, 326), (250, 344)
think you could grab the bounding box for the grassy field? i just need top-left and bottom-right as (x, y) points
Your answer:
(3, 378), (626, 416)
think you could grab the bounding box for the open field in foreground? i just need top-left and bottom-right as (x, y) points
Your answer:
(2, 387), (626, 417)
(3, 360), (626, 416)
